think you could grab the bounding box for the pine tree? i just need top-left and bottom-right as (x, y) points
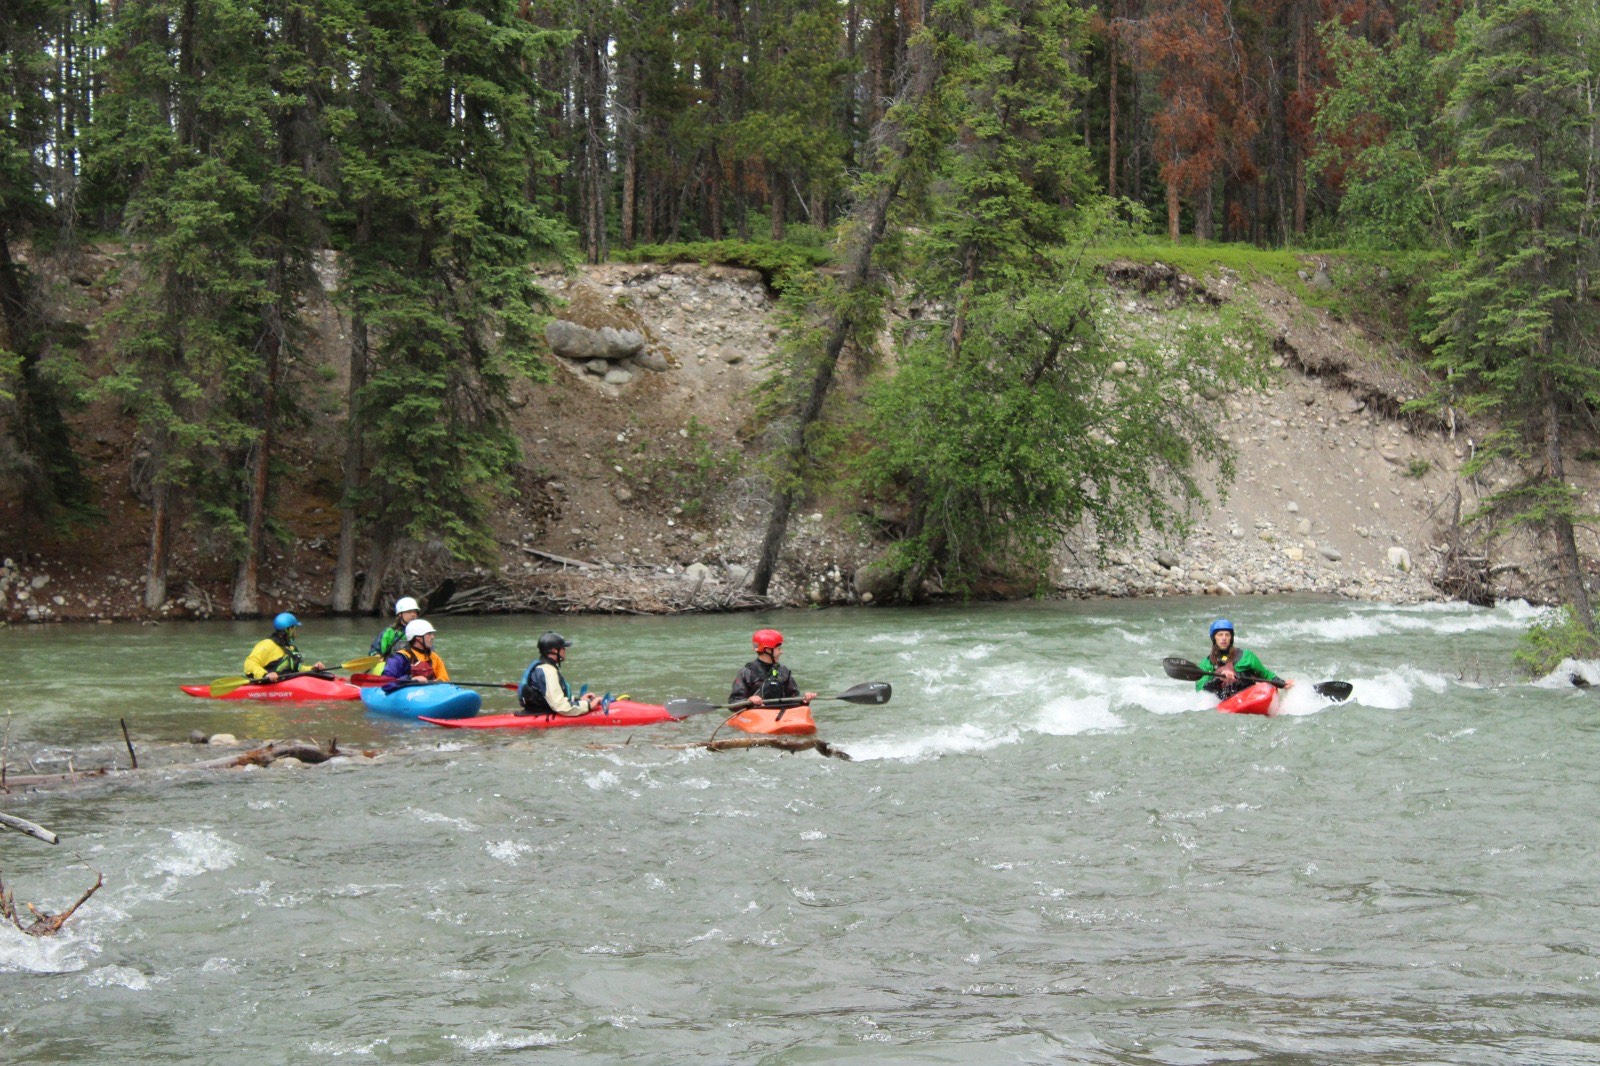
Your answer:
(326, 0), (571, 610)
(1422, 0), (1600, 631)
(0, 0), (92, 527)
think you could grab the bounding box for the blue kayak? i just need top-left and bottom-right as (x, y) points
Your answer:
(360, 683), (481, 720)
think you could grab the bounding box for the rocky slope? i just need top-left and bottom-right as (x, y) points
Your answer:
(0, 252), (1574, 623)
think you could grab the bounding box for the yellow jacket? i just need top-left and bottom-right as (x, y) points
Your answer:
(244, 638), (301, 679)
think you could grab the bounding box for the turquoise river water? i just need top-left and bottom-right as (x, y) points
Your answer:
(2, 597), (1598, 1064)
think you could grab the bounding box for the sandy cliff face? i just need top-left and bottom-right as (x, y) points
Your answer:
(1, 253), (1581, 623)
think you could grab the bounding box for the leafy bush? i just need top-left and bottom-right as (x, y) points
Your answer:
(1513, 605), (1600, 677)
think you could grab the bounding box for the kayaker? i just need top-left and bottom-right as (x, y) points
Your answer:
(243, 612), (326, 683)
(730, 628), (816, 708)
(517, 631), (601, 716)
(381, 619), (451, 683)
(369, 596), (422, 657)
(1198, 618), (1294, 699)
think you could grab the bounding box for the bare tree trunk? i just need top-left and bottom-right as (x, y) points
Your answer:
(145, 478), (170, 610)
(751, 47), (939, 594)
(1543, 373), (1594, 629)
(1166, 177), (1180, 243)
(1107, 32), (1119, 197)
(769, 165), (786, 241)
(331, 309), (367, 613)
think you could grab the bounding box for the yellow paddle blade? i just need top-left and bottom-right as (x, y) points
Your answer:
(341, 655), (382, 673)
(207, 675), (252, 696)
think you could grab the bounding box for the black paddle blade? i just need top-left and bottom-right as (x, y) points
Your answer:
(1313, 681), (1353, 701)
(663, 697), (721, 718)
(1162, 657), (1206, 682)
(835, 681), (892, 705)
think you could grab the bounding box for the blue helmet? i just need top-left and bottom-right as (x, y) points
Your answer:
(1209, 618), (1234, 638)
(273, 612), (300, 631)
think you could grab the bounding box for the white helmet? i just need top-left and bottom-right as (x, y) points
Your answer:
(393, 596), (421, 614)
(404, 619), (436, 641)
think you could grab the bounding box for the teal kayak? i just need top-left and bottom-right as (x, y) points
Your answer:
(359, 683), (481, 720)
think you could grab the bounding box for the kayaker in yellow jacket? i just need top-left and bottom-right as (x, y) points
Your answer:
(243, 612), (326, 682)
(381, 619), (451, 683)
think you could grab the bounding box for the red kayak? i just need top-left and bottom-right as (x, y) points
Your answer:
(421, 698), (677, 729)
(1218, 681), (1281, 717)
(180, 676), (361, 701)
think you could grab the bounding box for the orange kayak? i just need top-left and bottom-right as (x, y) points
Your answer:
(726, 705), (816, 736)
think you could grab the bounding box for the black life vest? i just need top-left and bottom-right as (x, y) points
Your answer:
(518, 656), (571, 715)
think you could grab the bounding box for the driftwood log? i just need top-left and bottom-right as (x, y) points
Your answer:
(0, 738), (362, 791)
(0, 810), (60, 844)
(589, 736), (852, 760)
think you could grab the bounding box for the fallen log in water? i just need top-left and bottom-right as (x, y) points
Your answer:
(0, 738), (367, 791)
(589, 736), (852, 760)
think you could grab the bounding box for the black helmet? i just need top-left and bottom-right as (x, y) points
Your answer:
(538, 631), (573, 657)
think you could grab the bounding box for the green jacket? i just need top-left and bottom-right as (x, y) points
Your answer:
(1196, 648), (1278, 690)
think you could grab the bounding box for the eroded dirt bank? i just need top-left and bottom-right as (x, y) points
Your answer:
(1, 254), (1577, 625)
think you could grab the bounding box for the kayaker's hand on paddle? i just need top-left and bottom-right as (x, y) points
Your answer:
(1281, 677), (1296, 690)
(803, 691), (817, 703)
(264, 671), (279, 683)
(312, 661), (325, 671)
(579, 693), (600, 711)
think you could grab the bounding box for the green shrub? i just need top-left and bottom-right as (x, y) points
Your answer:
(1513, 605), (1600, 677)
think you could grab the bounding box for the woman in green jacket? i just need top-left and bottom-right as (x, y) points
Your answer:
(1198, 619), (1294, 699)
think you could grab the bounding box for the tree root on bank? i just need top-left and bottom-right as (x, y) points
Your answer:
(588, 736), (852, 760)
(0, 869), (102, 937)
(0, 738), (368, 791)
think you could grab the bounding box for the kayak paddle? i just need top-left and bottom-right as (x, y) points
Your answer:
(206, 655), (383, 697)
(1162, 657), (1353, 701)
(662, 681), (893, 719)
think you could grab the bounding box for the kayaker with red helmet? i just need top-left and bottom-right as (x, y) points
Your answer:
(370, 596), (422, 658)
(243, 612), (326, 682)
(730, 629), (817, 708)
(1198, 619), (1293, 699)
(517, 631), (601, 716)
(381, 619), (451, 683)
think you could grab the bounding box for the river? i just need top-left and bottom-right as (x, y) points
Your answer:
(3, 597), (1598, 1064)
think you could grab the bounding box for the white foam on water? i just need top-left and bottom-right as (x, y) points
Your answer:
(0, 921), (94, 975)
(485, 840), (533, 866)
(1265, 600), (1539, 643)
(1337, 666), (1450, 710)
(449, 1029), (571, 1051)
(848, 720), (1023, 762)
(133, 828), (242, 902)
(77, 964), (157, 991)
(1537, 657), (1598, 689)
(1032, 694), (1126, 735)
(307, 1036), (389, 1056)
(403, 808), (479, 833)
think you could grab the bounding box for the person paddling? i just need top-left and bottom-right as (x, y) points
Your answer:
(381, 619), (451, 684)
(730, 628), (816, 708)
(244, 612), (326, 683)
(517, 631), (600, 716)
(370, 596), (422, 658)
(1198, 618), (1293, 699)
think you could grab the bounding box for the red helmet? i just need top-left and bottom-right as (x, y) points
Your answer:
(752, 628), (784, 652)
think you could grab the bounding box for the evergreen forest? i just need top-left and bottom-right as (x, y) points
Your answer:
(2, 0), (1599, 655)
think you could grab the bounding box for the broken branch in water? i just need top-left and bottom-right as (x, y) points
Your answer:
(0, 810), (60, 844)
(0, 869), (103, 937)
